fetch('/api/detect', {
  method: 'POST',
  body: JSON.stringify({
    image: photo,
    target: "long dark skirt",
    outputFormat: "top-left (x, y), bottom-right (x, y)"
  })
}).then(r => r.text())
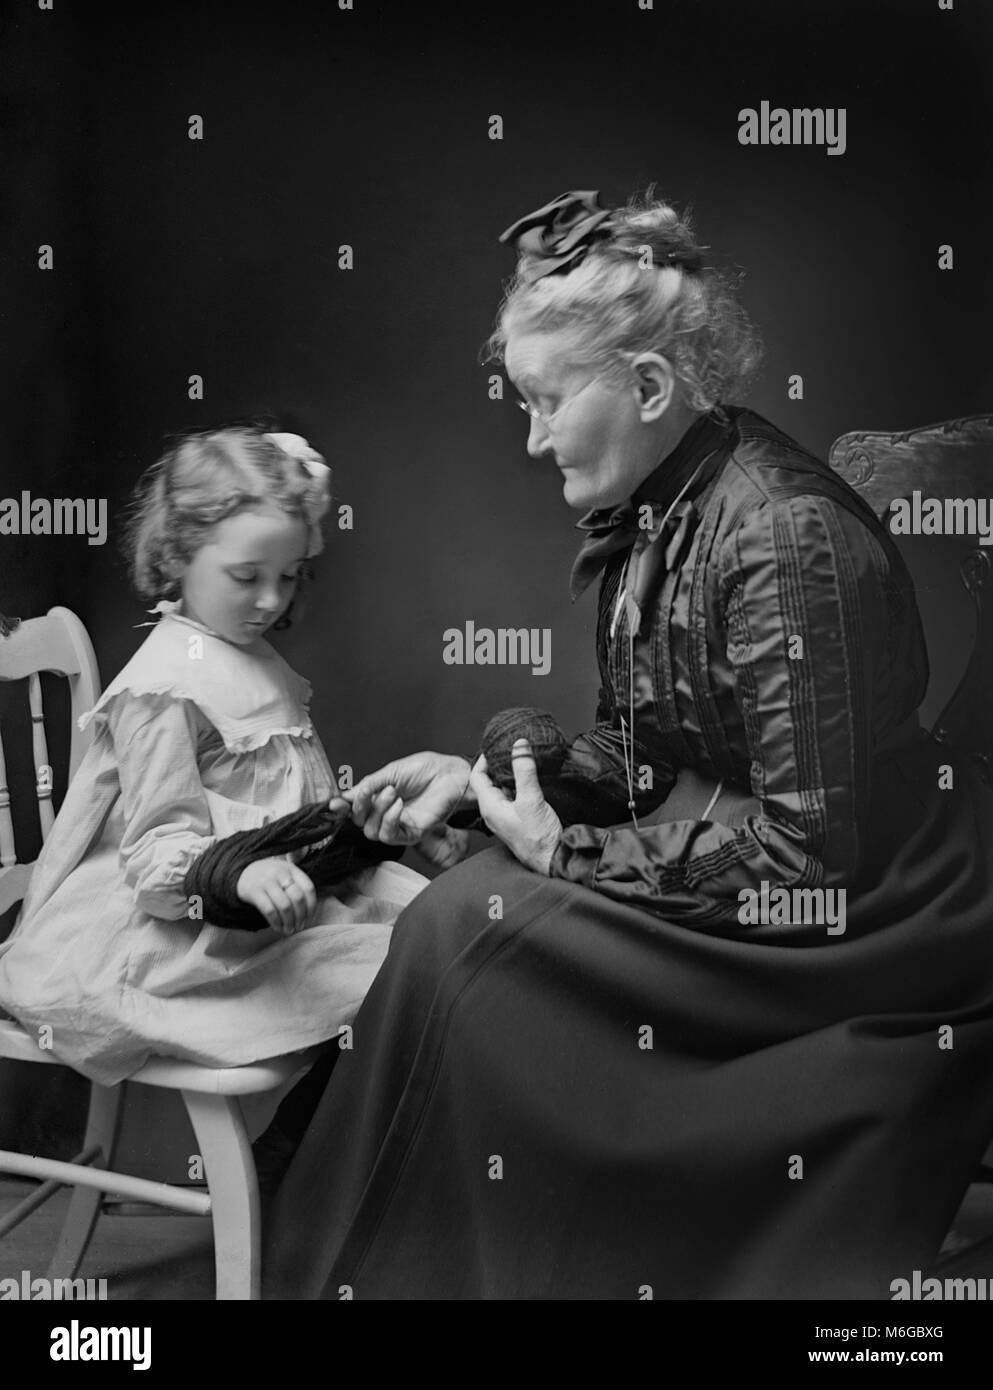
top-left (263, 770), bottom-right (993, 1300)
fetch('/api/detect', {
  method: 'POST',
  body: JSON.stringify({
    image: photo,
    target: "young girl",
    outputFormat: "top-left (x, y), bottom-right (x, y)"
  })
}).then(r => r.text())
top-left (0, 425), bottom-right (432, 1088)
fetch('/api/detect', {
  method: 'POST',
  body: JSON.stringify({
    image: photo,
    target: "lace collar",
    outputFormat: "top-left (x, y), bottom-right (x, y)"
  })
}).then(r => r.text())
top-left (79, 610), bottom-right (314, 753)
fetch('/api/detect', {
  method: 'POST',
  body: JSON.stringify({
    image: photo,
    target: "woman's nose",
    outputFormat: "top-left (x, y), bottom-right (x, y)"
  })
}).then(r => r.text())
top-left (526, 417), bottom-right (553, 459)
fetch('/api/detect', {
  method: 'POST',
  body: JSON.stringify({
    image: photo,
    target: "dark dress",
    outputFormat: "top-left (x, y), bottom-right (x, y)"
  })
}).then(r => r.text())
top-left (263, 407), bottom-right (993, 1300)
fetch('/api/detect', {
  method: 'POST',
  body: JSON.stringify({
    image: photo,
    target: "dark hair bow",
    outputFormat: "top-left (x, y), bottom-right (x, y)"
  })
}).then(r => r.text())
top-left (499, 190), bottom-right (615, 284)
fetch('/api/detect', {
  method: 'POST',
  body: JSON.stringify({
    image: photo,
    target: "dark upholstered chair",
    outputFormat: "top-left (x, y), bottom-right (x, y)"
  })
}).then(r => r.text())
top-left (829, 414), bottom-right (993, 788)
top-left (829, 414), bottom-right (993, 1276)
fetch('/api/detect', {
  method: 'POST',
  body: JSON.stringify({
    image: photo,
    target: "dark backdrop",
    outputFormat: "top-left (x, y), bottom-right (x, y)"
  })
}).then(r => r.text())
top-left (1, 0), bottom-right (991, 1169)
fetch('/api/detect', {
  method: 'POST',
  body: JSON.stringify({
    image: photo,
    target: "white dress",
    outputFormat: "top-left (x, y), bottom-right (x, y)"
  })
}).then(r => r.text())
top-left (0, 611), bottom-right (427, 1085)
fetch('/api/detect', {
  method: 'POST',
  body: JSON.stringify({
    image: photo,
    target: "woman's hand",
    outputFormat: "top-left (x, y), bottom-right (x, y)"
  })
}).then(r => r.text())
top-left (236, 857), bottom-right (317, 936)
top-left (335, 753), bottom-right (474, 846)
top-left (469, 741), bottom-right (563, 875)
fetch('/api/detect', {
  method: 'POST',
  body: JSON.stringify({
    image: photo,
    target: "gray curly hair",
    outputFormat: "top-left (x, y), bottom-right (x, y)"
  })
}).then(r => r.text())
top-left (486, 191), bottom-right (763, 411)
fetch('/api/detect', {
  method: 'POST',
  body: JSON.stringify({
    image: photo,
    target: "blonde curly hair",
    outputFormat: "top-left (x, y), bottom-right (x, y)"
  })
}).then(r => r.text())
top-left (124, 425), bottom-right (331, 602)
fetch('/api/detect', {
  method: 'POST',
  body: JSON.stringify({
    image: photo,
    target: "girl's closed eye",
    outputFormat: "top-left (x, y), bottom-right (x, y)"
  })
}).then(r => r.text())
top-left (228, 568), bottom-right (300, 585)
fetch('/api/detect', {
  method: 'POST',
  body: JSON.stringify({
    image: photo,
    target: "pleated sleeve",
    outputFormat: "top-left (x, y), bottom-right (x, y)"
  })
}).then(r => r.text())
top-left (549, 496), bottom-right (893, 925)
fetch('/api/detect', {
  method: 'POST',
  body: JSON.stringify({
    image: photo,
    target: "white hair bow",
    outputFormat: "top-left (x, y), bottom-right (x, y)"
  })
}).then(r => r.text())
top-left (263, 431), bottom-right (330, 481)
top-left (264, 430), bottom-right (331, 559)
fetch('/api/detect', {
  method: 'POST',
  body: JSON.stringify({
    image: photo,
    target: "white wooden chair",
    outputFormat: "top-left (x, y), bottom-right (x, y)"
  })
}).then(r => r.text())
top-left (0, 606), bottom-right (321, 1299)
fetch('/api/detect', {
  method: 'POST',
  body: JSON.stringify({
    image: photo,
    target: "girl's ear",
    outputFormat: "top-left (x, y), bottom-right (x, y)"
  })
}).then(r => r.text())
top-left (159, 551), bottom-right (184, 594)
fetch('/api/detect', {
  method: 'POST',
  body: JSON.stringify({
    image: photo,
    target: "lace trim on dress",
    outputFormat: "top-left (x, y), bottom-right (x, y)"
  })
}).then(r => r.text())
top-left (78, 611), bottom-right (315, 754)
top-left (78, 687), bottom-right (315, 753)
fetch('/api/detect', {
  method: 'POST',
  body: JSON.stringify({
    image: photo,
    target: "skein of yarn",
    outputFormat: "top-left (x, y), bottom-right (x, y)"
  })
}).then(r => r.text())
top-left (183, 802), bottom-right (403, 932)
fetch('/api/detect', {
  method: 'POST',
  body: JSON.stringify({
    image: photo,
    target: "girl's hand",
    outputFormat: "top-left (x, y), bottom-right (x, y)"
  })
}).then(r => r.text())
top-left (468, 741), bottom-right (563, 876)
top-left (236, 857), bottom-right (317, 936)
top-left (416, 824), bottom-right (471, 870)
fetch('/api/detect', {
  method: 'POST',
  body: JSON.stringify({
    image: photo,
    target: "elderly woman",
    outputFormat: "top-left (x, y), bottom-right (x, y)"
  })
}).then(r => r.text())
top-left (263, 191), bottom-right (993, 1300)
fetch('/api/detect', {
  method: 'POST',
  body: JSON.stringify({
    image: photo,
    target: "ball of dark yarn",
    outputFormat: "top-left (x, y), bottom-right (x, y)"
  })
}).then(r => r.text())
top-left (479, 708), bottom-right (568, 791)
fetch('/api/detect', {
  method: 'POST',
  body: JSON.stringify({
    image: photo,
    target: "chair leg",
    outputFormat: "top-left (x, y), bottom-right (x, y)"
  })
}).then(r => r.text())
top-left (181, 1090), bottom-right (260, 1301)
top-left (46, 1081), bottom-right (124, 1281)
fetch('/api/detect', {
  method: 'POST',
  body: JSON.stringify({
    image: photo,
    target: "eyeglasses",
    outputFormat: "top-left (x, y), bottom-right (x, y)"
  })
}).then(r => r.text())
top-left (515, 373), bottom-right (606, 430)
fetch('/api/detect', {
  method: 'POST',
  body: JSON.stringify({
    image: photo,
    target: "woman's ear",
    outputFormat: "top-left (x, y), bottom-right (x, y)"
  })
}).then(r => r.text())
top-left (631, 352), bottom-right (676, 421)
